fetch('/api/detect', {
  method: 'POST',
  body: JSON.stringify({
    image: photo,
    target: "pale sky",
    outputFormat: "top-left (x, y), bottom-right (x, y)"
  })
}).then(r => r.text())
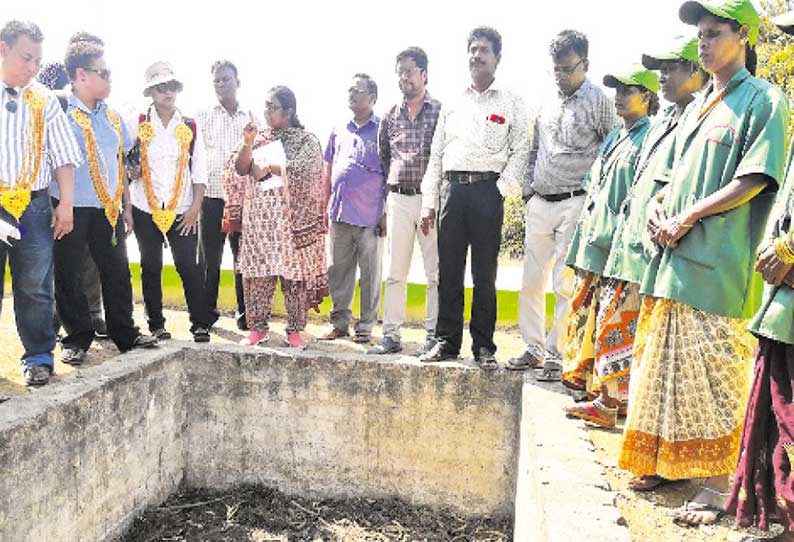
top-left (10, 0), bottom-right (710, 141)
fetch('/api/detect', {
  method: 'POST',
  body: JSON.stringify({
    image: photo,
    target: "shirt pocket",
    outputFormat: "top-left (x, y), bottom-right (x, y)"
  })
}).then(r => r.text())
top-left (483, 114), bottom-right (510, 152)
top-left (559, 110), bottom-right (592, 151)
top-left (672, 210), bottom-right (726, 270)
top-left (391, 119), bottom-right (418, 156)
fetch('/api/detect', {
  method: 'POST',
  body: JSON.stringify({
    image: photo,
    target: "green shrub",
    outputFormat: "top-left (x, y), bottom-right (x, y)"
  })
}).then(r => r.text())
top-left (501, 195), bottom-right (525, 259)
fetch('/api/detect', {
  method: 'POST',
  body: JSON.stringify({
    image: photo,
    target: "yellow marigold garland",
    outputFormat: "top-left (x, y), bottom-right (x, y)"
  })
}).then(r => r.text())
top-left (71, 108), bottom-right (125, 244)
top-left (137, 120), bottom-right (193, 234)
top-left (0, 88), bottom-right (46, 219)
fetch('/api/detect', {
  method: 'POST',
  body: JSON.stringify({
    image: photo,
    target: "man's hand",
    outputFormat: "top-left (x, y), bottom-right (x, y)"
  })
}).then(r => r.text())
top-left (177, 204), bottom-right (200, 236)
top-left (376, 214), bottom-right (387, 237)
top-left (52, 201), bottom-right (73, 240)
top-left (420, 208), bottom-right (435, 236)
top-left (123, 205), bottom-right (134, 237)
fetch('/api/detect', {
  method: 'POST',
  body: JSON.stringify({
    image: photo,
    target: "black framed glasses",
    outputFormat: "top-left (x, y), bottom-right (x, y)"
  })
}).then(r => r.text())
top-left (552, 58), bottom-right (585, 76)
top-left (84, 67), bottom-right (112, 80)
top-left (4, 87), bottom-right (18, 113)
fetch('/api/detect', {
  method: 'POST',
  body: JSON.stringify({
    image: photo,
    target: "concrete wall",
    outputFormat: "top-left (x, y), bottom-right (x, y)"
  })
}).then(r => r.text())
top-left (184, 347), bottom-right (523, 517)
top-left (0, 347), bottom-right (188, 542)
top-left (0, 344), bottom-right (523, 541)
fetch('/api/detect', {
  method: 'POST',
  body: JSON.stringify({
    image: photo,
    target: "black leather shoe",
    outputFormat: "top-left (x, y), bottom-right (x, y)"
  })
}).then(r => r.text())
top-left (475, 347), bottom-right (498, 371)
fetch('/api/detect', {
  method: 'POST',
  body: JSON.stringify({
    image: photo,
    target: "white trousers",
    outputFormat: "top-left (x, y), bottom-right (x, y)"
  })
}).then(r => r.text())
top-left (382, 193), bottom-right (439, 341)
top-left (518, 194), bottom-right (584, 357)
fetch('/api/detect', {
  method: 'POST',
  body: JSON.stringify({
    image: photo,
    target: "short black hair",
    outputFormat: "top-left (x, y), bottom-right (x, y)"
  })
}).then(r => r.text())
top-left (467, 26), bottom-right (502, 58)
top-left (37, 62), bottom-right (69, 90)
top-left (211, 59), bottom-right (238, 78)
top-left (353, 72), bottom-right (378, 98)
top-left (0, 20), bottom-right (44, 47)
top-left (64, 32), bottom-right (104, 80)
top-left (549, 29), bottom-right (589, 61)
top-left (396, 46), bottom-right (428, 72)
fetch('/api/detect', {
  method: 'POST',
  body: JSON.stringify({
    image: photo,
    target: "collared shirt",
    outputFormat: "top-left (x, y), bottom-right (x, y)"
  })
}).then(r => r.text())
top-left (324, 114), bottom-right (385, 228)
top-left (565, 116), bottom-right (652, 275)
top-left (524, 79), bottom-right (617, 197)
top-left (0, 81), bottom-right (81, 192)
top-left (195, 103), bottom-right (255, 200)
top-left (51, 94), bottom-right (133, 207)
top-left (641, 68), bottom-right (789, 319)
top-left (129, 108), bottom-right (208, 215)
top-left (420, 82), bottom-right (530, 210)
top-left (377, 92), bottom-right (442, 191)
top-left (603, 106), bottom-right (681, 283)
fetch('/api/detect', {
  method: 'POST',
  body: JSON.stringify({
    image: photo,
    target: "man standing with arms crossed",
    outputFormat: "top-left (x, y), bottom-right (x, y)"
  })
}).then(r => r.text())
top-left (368, 47), bottom-right (441, 356)
top-left (419, 27), bottom-right (529, 369)
top-left (507, 30), bottom-right (617, 379)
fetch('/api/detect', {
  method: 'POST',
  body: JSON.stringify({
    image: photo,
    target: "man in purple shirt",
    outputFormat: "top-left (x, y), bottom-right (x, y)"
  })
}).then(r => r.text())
top-left (319, 74), bottom-right (386, 343)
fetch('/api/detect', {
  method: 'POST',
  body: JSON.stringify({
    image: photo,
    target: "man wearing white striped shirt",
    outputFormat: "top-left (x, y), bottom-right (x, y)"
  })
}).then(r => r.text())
top-left (0, 20), bottom-right (82, 386)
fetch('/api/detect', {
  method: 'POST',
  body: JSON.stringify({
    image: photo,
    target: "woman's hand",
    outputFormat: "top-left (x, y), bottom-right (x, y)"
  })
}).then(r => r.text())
top-left (655, 210), bottom-right (698, 249)
top-left (757, 242), bottom-right (793, 286)
top-left (243, 112), bottom-right (258, 147)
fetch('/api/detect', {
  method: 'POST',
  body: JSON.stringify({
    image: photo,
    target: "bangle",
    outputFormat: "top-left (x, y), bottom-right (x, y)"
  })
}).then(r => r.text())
top-left (775, 235), bottom-right (794, 264)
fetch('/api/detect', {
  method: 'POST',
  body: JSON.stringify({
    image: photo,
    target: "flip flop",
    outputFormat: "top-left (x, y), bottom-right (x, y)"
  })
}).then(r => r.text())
top-left (628, 475), bottom-right (680, 492)
top-left (564, 399), bottom-right (618, 428)
top-left (672, 500), bottom-right (725, 527)
top-left (536, 361), bottom-right (562, 382)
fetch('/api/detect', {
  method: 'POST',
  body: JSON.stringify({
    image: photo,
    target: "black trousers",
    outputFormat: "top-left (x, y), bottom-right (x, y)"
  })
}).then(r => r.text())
top-left (132, 206), bottom-right (212, 332)
top-left (198, 197), bottom-right (245, 320)
top-left (53, 248), bottom-right (104, 334)
top-left (228, 231), bottom-right (246, 319)
top-left (435, 179), bottom-right (503, 356)
top-left (53, 204), bottom-right (140, 352)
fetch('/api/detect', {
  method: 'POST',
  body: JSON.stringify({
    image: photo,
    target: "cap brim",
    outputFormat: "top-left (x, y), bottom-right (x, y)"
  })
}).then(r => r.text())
top-left (641, 53), bottom-right (679, 70)
top-left (603, 74), bottom-right (636, 89)
top-left (773, 10), bottom-right (794, 34)
top-left (679, 0), bottom-right (730, 25)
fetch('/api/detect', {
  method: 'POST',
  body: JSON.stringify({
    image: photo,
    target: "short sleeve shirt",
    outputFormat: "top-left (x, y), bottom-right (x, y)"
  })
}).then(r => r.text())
top-left (602, 106), bottom-right (680, 283)
top-left (640, 68), bottom-right (789, 318)
top-left (565, 117), bottom-right (651, 275)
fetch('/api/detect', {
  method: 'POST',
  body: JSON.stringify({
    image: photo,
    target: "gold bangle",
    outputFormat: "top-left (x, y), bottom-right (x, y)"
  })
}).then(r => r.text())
top-left (775, 236), bottom-right (794, 264)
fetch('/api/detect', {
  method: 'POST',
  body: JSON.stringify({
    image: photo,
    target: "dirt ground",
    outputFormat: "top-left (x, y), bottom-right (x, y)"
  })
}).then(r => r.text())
top-left (119, 486), bottom-right (511, 542)
top-left (0, 297), bottom-right (784, 541)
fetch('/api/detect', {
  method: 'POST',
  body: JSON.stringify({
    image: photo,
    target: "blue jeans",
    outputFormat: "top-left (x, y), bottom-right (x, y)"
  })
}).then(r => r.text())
top-left (0, 195), bottom-right (56, 369)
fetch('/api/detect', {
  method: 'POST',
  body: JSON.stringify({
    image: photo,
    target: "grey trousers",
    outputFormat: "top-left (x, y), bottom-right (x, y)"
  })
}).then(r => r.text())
top-left (327, 221), bottom-right (383, 334)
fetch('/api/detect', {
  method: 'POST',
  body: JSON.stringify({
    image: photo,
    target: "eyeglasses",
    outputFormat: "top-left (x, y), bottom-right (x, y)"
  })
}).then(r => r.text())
top-left (264, 102), bottom-right (282, 112)
top-left (84, 67), bottom-right (112, 80)
top-left (152, 80), bottom-right (180, 93)
top-left (552, 58), bottom-right (585, 76)
top-left (4, 87), bottom-right (18, 113)
top-left (396, 66), bottom-right (420, 78)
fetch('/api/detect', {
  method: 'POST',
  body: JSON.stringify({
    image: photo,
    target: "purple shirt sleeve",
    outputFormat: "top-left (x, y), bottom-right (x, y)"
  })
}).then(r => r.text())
top-left (324, 129), bottom-right (336, 164)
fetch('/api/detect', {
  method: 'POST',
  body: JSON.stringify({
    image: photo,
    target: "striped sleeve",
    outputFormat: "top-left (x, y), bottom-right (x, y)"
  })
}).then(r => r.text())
top-left (44, 92), bottom-right (82, 171)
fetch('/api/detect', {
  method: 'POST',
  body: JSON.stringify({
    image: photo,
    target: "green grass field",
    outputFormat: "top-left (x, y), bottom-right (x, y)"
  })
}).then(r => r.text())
top-left (4, 264), bottom-right (554, 328)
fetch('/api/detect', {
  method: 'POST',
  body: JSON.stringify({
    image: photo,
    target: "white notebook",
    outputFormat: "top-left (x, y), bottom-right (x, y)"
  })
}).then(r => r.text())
top-left (252, 139), bottom-right (286, 192)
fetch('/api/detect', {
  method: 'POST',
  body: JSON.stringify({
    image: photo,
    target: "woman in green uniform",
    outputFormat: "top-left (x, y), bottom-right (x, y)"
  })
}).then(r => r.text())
top-left (618, 0), bottom-right (789, 526)
top-left (565, 37), bottom-right (708, 432)
top-left (726, 11), bottom-right (794, 541)
top-left (557, 65), bottom-right (658, 422)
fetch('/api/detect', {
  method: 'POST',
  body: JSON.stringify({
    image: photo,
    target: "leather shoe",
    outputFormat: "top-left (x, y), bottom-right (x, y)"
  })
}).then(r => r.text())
top-left (418, 341), bottom-right (458, 363)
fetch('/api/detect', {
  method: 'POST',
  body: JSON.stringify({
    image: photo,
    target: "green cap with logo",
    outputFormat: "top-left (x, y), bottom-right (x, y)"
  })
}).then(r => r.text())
top-left (642, 35), bottom-right (702, 70)
top-left (603, 64), bottom-right (661, 93)
top-left (772, 10), bottom-right (794, 35)
top-left (679, 0), bottom-right (760, 46)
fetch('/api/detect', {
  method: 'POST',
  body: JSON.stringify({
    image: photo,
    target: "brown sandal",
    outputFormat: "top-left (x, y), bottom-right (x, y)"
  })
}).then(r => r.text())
top-left (564, 399), bottom-right (618, 428)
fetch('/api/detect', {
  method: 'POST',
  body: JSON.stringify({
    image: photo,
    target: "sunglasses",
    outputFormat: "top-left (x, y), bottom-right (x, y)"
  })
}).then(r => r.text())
top-left (84, 67), bottom-right (112, 80)
top-left (4, 88), bottom-right (18, 113)
top-left (152, 80), bottom-right (180, 93)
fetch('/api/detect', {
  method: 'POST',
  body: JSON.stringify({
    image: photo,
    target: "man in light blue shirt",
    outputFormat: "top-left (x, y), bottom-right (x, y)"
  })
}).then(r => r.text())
top-left (52, 32), bottom-right (157, 367)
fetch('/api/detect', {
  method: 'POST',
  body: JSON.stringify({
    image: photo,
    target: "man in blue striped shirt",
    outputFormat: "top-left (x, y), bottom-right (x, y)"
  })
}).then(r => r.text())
top-left (0, 20), bottom-right (82, 386)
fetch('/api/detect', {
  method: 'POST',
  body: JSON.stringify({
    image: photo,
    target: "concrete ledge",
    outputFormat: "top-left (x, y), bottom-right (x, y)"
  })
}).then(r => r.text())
top-left (0, 344), bottom-right (523, 541)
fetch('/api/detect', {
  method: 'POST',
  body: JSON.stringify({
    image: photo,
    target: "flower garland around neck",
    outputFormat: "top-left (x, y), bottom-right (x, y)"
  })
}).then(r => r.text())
top-left (71, 108), bottom-right (124, 245)
top-left (137, 115), bottom-right (193, 234)
top-left (0, 88), bottom-right (46, 219)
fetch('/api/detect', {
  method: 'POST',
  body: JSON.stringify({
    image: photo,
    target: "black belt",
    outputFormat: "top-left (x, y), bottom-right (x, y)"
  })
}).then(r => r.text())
top-left (536, 189), bottom-right (585, 202)
top-left (30, 188), bottom-right (48, 199)
top-left (387, 184), bottom-right (421, 196)
top-left (445, 171), bottom-right (499, 184)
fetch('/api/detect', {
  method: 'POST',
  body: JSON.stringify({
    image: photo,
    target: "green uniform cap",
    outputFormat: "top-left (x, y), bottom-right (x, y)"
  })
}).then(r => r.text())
top-left (603, 64), bottom-right (661, 93)
top-left (642, 36), bottom-right (702, 70)
top-left (772, 10), bottom-right (794, 35)
top-left (679, 0), bottom-right (760, 46)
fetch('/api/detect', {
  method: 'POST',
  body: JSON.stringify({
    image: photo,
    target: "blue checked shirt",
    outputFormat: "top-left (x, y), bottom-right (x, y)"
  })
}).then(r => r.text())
top-left (0, 81), bottom-right (81, 191)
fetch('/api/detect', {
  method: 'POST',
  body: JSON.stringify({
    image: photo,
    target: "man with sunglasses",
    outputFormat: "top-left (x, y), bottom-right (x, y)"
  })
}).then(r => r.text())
top-left (319, 74), bottom-right (385, 344)
top-left (508, 29), bottom-right (618, 379)
top-left (0, 20), bottom-right (81, 386)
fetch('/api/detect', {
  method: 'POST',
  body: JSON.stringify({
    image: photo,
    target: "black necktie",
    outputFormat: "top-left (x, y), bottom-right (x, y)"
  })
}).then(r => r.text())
top-left (5, 87), bottom-right (18, 113)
